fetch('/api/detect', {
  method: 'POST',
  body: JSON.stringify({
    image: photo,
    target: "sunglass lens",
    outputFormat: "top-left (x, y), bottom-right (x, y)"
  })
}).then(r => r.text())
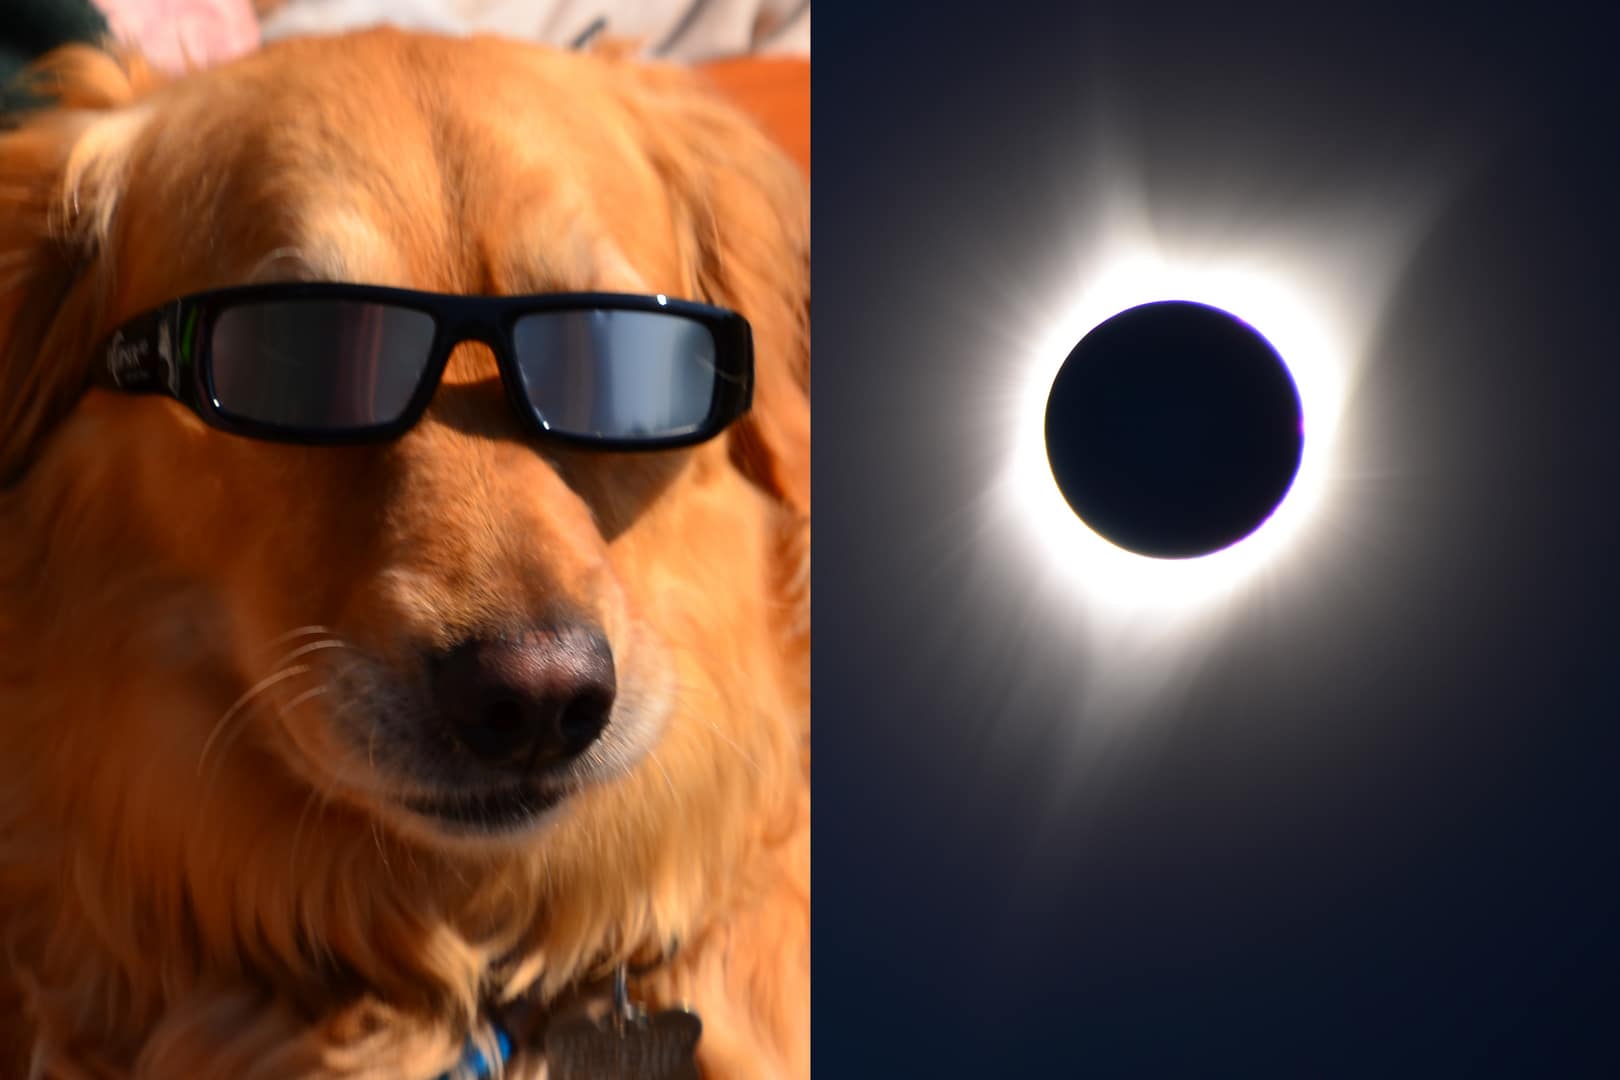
top-left (208, 300), bottom-right (436, 432)
top-left (511, 309), bottom-right (723, 440)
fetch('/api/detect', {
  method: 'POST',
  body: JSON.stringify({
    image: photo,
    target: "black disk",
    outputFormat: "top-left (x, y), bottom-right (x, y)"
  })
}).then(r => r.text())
top-left (1044, 300), bottom-right (1304, 560)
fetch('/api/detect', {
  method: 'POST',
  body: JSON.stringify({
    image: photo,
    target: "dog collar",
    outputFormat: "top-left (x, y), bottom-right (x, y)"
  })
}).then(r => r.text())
top-left (436, 957), bottom-right (701, 1079)
top-left (440, 1019), bottom-right (513, 1080)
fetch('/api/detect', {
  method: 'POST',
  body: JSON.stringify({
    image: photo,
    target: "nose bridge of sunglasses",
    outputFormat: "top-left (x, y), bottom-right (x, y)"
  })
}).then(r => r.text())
top-left (440, 332), bottom-right (505, 388)
top-left (422, 332), bottom-right (528, 439)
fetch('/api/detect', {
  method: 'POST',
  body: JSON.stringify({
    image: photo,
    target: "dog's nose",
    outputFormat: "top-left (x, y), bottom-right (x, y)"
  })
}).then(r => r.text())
top-left (433, 625), bottom-right (616, 767)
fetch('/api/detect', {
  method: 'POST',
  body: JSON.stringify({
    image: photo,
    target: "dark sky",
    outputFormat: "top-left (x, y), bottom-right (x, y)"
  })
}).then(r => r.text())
top-left (816, 6), bottom-right (1620, 1077)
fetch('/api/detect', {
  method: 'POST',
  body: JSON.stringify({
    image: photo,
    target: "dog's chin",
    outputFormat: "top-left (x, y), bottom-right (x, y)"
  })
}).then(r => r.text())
top-left (399, 782), bottom-right (571, 843)
top-left (369, 726), bottom-right (666, 853)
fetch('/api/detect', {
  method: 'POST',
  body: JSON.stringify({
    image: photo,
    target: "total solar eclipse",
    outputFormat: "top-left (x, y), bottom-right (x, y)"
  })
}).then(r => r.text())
top-left (1044, 300), bottom-right (1305, 560)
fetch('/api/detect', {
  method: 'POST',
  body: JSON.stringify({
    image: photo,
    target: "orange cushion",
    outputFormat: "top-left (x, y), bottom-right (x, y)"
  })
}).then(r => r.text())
top-left (697, 56), bottom-right (810, 177)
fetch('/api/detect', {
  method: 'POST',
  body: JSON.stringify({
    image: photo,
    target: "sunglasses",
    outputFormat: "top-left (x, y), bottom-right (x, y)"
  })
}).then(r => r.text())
top-left (89, 283), bottom-right (754, 449)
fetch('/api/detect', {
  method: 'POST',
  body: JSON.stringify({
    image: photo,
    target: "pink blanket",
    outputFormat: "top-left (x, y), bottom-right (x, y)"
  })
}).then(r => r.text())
top-left (96, 0), bottom-right (262, 73)
top-left (96, 0), bottom-right (809, 74)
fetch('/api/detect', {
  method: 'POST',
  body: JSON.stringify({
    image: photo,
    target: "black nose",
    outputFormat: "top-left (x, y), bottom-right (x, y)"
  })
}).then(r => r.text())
top-left (433, 625), bottom-right (616, 768)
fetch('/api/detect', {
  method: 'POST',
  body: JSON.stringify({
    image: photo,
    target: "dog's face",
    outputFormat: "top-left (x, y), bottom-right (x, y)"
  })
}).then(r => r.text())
top-left (0, 30), bottom-right (808, 880)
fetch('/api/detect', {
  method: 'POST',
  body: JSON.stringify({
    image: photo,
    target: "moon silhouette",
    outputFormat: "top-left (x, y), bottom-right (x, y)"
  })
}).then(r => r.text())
top-left (1044, 300), bottom-right (1305, 560)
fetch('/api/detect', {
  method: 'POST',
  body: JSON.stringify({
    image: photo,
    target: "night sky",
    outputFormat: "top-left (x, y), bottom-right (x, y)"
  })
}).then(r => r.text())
top-left (816, 6), bottom-right (1620, 1077)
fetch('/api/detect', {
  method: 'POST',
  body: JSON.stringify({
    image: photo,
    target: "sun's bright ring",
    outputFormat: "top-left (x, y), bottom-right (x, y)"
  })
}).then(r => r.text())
top-left (1006, 251), bottom-right (1350, 616)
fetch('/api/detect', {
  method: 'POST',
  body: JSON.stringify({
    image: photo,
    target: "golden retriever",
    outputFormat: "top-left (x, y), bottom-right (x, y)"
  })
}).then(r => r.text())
top-left (0, 29), bottom-right (808, 1078)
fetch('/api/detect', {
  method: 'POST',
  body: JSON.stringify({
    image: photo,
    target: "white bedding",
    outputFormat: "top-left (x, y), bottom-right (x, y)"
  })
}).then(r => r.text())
top-left (260, 0), bottom-right (810, 60)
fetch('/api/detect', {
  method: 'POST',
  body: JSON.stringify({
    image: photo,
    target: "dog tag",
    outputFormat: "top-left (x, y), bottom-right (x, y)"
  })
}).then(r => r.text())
top-left (545, 1008), bottom-right (702, 1080)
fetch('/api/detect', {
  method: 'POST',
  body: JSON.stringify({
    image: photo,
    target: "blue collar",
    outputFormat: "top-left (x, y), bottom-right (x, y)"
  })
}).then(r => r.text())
top-left (439, 1019), bottom-right (513, 1080)
top-left (434, 952), bottom-right (678, 1078)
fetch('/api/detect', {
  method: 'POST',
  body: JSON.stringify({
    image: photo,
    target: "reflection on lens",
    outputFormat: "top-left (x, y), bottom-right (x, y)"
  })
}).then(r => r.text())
top-left (512, 309), bottom-right (718, 438)
top-left (210, 300), bottom-right (435, 429)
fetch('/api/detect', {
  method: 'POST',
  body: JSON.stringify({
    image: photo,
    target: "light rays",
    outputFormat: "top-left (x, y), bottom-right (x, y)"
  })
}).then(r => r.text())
top-left (976, 161), bottom-right (1448, 722)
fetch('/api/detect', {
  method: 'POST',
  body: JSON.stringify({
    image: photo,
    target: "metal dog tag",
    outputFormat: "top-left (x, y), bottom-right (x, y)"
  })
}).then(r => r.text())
top-left (545, 1008), bottom-right (702, 1079)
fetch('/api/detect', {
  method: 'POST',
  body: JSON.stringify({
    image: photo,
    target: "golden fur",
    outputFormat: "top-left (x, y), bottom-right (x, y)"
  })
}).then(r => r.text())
top-left (0, 31), bottom-right (808, 1078)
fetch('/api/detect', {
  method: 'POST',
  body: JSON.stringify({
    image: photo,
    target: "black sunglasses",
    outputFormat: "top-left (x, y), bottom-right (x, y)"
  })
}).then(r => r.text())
top-left (88, 283), bottom-right (754, 450)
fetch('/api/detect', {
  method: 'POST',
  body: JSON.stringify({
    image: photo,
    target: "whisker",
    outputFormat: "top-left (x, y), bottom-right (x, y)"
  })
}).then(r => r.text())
top-left (646, 747), bottom-right (680, 803)
top-left (666, 669), bottom-right (768, 776)
top-left (272, 638), bottom-right (352, 667)
top-left (196, 662), bottom-right (312, 777)
top-left (266, 625), bottom-right (338, 649)
top-left (371, 820), bottom-right (391, 874)
top-left (700, 715), bottom-right (764, 775)
top-left (277, 680), bottom-right (339, 875)
top-left (200, 637), bottom-right (350, 780)
top-left (283, 684), bottom-right (330, 713)
top-left (288, 783), bottom-right (323, 880)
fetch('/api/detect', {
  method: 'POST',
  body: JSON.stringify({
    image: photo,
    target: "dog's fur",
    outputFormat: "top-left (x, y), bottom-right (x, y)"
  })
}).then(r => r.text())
top-left (0, 31), bottom-right (808, 1078)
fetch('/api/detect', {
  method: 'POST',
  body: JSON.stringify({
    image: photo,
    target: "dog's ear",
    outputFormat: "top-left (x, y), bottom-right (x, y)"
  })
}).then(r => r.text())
top-left (628, 63), bottom-right (810, 515)
top-left (0, 46), bottom-right (157, 484)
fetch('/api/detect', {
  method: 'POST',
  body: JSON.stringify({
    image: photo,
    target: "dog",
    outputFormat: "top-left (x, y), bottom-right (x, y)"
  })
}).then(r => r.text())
top-left (0, 29), bottom-right (808, 1078)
